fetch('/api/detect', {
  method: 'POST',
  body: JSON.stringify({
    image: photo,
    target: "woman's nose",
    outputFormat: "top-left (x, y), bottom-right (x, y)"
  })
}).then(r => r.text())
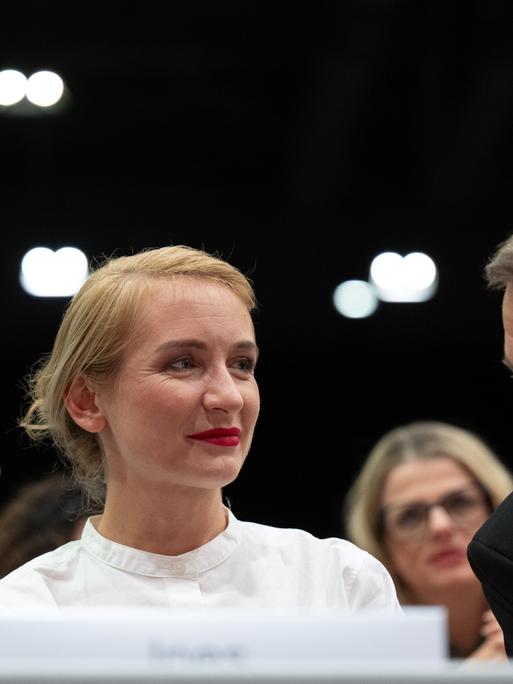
top-left (202, 368), bottom-right (244, 413)
top-left (426, 504), bottom-right (454, 535)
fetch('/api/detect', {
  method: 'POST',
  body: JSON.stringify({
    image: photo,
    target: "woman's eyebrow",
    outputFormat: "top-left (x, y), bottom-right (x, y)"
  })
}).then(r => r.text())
top-left (155, 339), bottom-right (259, 357)
top-left (234, 340), bottom-right (260, 358)
top-left (156, 339), bottom-right (207, 352)
top-left (384, 484), bottom-right (476, 509)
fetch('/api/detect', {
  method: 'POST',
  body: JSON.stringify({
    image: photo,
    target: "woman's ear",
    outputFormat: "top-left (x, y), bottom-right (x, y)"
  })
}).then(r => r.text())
top-left (64, 375), bottom-right (106, 433)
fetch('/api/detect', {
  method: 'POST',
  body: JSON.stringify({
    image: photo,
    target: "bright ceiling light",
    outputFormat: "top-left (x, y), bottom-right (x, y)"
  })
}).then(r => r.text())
top-left (333, 279), bottom-right (378, 318)
top-left (369, 251), bottom-right (438, 302)
top-left (0, 69), bottom-right (27, 105)
top-left (402, 252), bottom-right (437, 289)
top-left (20, 246), bottom-right (89, 297)
top-left (26, 71), bottom-right (64, 107)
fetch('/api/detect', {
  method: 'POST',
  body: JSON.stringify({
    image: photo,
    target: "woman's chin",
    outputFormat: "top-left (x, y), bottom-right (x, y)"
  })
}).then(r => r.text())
top-left (427, 566), bottom-right (482, 593)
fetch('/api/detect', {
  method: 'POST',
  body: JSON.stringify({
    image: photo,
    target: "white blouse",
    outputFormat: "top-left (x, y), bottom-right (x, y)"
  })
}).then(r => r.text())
top-left (0, 510), bottom-right (400, 610)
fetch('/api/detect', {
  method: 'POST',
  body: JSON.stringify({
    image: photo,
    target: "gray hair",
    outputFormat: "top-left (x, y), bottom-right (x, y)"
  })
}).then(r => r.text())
top-left (485, 232), bottom-right (513, 289)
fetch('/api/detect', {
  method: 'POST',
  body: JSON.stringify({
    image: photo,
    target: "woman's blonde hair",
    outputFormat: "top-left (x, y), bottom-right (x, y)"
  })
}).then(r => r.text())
top-left (344, 420), bottom-right (513, 602)
top-left (19, 245), bottom-right (256, 506)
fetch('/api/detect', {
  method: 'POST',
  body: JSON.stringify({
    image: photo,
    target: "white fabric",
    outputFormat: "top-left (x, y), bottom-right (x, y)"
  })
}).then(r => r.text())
top-left (0, 510), bottom-right (400, 610)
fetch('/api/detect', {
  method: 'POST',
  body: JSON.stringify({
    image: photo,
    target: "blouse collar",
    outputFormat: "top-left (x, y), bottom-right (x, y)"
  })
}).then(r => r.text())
top-left (80, 508), bottom-right (241, 579)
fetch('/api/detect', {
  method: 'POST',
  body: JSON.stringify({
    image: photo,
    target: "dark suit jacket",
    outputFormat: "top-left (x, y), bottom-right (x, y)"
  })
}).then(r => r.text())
top-left (467, 490), bottom-right (513, 657)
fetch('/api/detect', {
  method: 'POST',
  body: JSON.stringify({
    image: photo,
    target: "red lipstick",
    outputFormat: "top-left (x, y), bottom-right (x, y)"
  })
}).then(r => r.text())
top-left (187, 427), bottom-right (241, 447)
top-left (428, 548), bottom-right (466, 568)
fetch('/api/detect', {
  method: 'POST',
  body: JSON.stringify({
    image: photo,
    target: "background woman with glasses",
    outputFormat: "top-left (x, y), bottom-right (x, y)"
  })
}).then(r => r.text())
top-left (343, 420), bottom-right (513, 661)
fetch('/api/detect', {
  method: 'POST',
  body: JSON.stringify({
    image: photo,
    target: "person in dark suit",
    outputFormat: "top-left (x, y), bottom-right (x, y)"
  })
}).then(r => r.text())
top-left (467, 231), bottom-right (513, 658)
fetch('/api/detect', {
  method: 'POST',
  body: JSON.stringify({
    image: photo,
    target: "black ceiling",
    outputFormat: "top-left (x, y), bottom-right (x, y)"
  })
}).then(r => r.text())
top-left (3, 2), bottom-right (513, 537)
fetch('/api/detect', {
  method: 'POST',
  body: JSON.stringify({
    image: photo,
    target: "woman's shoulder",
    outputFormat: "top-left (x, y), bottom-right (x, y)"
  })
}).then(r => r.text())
top-left (235, 517), bottom-right (399, 609)
top-left (0, 540), bottom-right (82, 605)
top-left (237, 518), bottom-right (377, 565)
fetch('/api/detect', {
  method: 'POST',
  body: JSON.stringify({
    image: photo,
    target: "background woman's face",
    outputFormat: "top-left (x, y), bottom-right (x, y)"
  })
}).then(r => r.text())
top-left (93, 277), bottom-right (260, 496)
top-left (381, 457), bottom-right (490, 602)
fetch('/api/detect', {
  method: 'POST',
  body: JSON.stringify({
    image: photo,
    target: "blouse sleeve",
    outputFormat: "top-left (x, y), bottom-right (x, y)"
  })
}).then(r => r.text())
top-left (347, 552), bottom-right (401, 611)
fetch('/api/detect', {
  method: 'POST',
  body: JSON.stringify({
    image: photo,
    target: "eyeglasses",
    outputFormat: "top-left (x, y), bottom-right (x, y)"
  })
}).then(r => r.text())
top-left (378, 483), bottom-right (492, 542)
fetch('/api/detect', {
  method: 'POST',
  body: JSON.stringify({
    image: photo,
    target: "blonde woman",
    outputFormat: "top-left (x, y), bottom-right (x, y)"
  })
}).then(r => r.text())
top-left (344, 420), bottom-right (513, 660)
top-left (0, 245), bottom-right (399, 612)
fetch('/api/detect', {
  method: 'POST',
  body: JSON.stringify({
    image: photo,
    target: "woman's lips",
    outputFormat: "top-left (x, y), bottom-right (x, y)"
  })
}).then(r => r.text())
top-left (428, 548), bottom-right (467, 568)
top-left (187, 428), bottom-right (240, 447)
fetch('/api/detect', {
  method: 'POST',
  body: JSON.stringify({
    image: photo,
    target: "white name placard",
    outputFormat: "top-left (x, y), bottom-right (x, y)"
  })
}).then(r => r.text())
top-left (0, 606), bottom-right (447, 666)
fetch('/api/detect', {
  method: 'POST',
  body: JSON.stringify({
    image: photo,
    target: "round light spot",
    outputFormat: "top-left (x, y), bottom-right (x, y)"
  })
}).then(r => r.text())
top-left (0, 70), bottom-right (27, 106)
top-left (26, 71), bottom-right (64, 107)
top-left (333, 280), bottom-right (378, 319)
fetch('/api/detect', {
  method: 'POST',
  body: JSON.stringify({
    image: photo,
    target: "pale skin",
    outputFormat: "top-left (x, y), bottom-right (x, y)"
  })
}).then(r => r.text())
top-left (382, 458), bottom-right (506, 661)
top-left (502, 283), bottom-right (513, 374)
top-left (65, 277), bottom-right (260, 556)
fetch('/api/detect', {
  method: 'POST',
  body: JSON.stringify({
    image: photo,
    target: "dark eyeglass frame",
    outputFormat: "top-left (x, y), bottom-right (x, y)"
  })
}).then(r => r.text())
top-left (376, 481), bottom-right (493, 541)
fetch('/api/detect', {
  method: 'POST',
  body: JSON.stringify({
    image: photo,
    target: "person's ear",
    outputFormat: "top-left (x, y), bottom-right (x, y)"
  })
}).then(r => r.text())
top-left (64, 375), bottom-right (106, 433)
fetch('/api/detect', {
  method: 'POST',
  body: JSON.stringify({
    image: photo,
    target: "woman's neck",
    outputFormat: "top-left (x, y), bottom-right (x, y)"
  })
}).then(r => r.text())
top-left (96, 483), bottom-right (227, 556)
top-left (410, 583), bottom-right (488, 657)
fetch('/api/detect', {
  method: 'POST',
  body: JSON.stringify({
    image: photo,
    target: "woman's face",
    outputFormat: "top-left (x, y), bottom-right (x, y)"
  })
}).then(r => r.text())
top-left (92, 277), bottom-right (260, 495)
top-left (381, 457), bottom-right (491, 601)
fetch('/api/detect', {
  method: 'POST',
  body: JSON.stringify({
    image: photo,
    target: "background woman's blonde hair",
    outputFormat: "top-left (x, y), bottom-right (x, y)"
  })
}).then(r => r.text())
top-left (343, 420), bottom-right (513, 602)
top-left (19, 245), bottom-right (256, 507)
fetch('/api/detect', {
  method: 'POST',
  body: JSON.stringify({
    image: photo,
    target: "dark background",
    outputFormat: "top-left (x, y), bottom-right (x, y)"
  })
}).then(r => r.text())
top-left (2, 2), bottom-right (513, 539)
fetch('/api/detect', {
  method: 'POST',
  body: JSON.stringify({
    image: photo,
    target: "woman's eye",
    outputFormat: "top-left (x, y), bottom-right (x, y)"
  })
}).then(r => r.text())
top-left (446, 494), bottom-right (475, 513)
top-left (168, 357), bottom-right (195, 370)
top-left (233, 357), bottom-right (256, 373)
top-left (395, 507), bottom-right (424, 529)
